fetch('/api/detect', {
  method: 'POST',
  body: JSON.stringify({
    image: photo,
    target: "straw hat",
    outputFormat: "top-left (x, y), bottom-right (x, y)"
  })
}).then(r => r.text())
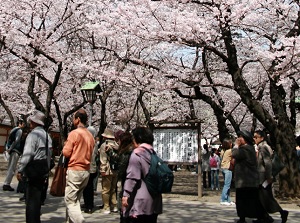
top-left (101, 128), bottom-right (115, 139)
top-left (28, 111), bottom-right (45, 126)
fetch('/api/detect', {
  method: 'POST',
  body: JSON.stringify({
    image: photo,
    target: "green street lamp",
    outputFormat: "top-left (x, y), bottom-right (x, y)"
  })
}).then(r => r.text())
top-left (81, 81), bottom-right (102, 126)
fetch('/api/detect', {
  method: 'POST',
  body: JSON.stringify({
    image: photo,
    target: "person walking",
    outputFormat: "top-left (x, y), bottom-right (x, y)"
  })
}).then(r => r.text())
top-left (220, 138), bottom-right (234, 206)
top-left (3, 120), bottom-right (25, 191)
top-left (201, 144), bottom-right (211, 189)
top-left (232, 130), bottom-right (265, 223)
top-left (118, 132), bottom-right (134, 223)
top-left (209, 148), bottom-right (220, 190)
top-left (106, 131), bottom-right (134, 223)
top-left (99, 128), bottom-right (119, 214)
top-left (93, 136), bottom-right (101, 195)
top-left (82, 126), bottom-right (99, 214)
top-left (253, 130), bottom-right (288, 223)
top-left (63, 109), bottom-right (95, 223)
top-left (16, 111), bottom-right (52, 223)
top-left (121, 127), bottom-right (162, 223)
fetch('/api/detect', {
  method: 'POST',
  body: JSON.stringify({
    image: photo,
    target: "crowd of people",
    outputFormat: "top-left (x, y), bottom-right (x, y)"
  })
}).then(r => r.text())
top-left (201, 129), bottom-right (291, 223)
top-left (2, 109), bottom-right (161, 223)
top-left (2, 109), bottom-right (298, 223)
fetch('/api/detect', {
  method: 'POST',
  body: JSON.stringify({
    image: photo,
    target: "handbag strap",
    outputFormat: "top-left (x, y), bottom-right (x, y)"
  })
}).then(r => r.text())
top-left (45, 131), bottom-right (48, 156)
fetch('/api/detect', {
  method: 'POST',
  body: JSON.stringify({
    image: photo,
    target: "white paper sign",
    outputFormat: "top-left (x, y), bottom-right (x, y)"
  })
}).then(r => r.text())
top-left (153, 128), bottom-right (198, 163)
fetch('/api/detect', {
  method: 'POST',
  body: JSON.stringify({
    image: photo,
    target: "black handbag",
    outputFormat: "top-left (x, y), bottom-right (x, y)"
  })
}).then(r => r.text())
top-left (24, 133), bottom-right (49, 178)
top-left (271, 151), bottom-right (285, 177)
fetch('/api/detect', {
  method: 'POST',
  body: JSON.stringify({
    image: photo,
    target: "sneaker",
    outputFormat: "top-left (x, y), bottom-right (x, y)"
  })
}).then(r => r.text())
top-left (111, 207), bottom-right (118, 213)
top-left (102, 210), bottom-right (110, 214)
top-left (230, 201), bottom-right (235, 205)
top-left (3, 185), bottom-right (15, 191)
top-left (220, 202), bottom-right (231, 206)
top-left (280, 210), bottom-right (288, 223)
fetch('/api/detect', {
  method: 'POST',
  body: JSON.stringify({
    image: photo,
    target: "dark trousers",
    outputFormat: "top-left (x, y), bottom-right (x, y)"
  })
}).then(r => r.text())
top-left (202, 171), bottom-right (211, 188)
top-left (26, 177), bottom-right (45, 223)
top-left (236, 187), bottom-right (265, 220)
top-left (83, 172), bottom-right (98, 209)
top-left (22, 176), bottom-right (48, 204)
top-left (128, 214), bottom-right (158, 223)
top-left (41, 177), bottom-right (49, 203)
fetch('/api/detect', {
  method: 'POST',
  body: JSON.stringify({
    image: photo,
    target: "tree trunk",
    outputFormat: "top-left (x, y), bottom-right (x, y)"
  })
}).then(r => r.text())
top-left (0, 94), bottom-right (15, 126)
top-left (220, 17), bottom-right (300, 196)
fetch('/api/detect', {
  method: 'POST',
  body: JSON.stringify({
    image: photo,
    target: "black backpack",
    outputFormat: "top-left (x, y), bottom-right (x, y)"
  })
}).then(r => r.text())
top-left (142, 147), bottom-right (174, 197)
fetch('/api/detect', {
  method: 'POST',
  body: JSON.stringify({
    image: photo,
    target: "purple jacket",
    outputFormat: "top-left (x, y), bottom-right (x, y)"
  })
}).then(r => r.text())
top-left (123, 143), bottom-right (163, 217)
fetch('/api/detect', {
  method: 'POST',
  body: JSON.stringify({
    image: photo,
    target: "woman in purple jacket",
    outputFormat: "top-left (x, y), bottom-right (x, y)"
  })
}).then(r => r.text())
top-left (121, 127), bottom-right (162, 223)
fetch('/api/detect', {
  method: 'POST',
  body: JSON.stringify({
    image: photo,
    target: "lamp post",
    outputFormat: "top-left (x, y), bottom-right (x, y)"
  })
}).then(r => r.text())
top-left (81, 81), bottom-right (102, 126)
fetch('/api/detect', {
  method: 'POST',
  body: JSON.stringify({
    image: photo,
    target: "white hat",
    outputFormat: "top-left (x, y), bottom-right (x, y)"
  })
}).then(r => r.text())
top-left (101, 128), bottom-right (115, 139)
top-left (28, 110), bottom-right (45, 126)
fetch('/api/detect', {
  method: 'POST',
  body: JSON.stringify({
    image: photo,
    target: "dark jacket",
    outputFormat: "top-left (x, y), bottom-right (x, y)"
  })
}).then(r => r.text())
top-left (118, 149), bottom-right (132, 185)
top-left (232, 143), bottom-right (259, 188)
top-left (9, 127), bottom-right (24, 155)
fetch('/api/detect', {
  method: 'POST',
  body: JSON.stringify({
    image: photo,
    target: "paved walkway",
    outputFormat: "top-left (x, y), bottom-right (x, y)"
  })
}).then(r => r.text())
top-left (1, 180), bottom-right (300, 223)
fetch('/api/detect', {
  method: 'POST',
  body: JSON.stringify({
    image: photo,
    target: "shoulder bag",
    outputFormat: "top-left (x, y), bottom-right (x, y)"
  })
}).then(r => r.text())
top-left (50, 154), bottom-right (68, 196)
top-left (229, 158), bottom-right (235, 171)
top-left (24, 133), bottom-right (49, 178)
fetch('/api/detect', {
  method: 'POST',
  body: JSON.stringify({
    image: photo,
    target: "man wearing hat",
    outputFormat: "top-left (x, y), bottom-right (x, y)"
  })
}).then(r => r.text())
top-left (63, 109), bottom-right (95, 223)
top-left (99, 128), bottom-right (119, 214)
top-left (17, 110), bottom-right (52, 223)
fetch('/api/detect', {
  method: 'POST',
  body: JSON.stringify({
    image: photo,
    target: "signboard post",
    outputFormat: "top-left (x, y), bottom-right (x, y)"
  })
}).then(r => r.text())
top-left (152, 124), bottom-right (202, 198)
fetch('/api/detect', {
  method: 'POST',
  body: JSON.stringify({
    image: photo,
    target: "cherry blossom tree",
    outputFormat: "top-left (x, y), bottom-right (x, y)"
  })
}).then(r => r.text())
top-left (1, 0), bottom-right (300, 196)
top-left (98, 0), bottom-right (300, 196)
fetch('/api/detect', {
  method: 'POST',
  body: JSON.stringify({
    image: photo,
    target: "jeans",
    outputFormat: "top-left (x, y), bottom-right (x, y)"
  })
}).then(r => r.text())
top-left (221, 169), bottom-right (232, 202)
top-left (210, 169), bottom-right (219, 189)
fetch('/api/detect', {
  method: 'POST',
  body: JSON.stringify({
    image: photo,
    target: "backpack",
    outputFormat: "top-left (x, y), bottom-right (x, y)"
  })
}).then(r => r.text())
top-left (209, 155), bottom-right (218, 168)
top-left (143, 148), bottom-right (174, 197)
top-left (5, 127), bottom-right (20, 150)
top-left (109, 149), bottom-right (119, 170)
top-left (106, 145), bottom-right (119, 171)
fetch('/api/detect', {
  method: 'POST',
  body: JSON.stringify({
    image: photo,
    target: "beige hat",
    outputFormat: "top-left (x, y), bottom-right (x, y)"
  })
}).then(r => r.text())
top-left (28, 110), bottom-right (45, 126)
top-left (101, 128), bottom-right (115, 139)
